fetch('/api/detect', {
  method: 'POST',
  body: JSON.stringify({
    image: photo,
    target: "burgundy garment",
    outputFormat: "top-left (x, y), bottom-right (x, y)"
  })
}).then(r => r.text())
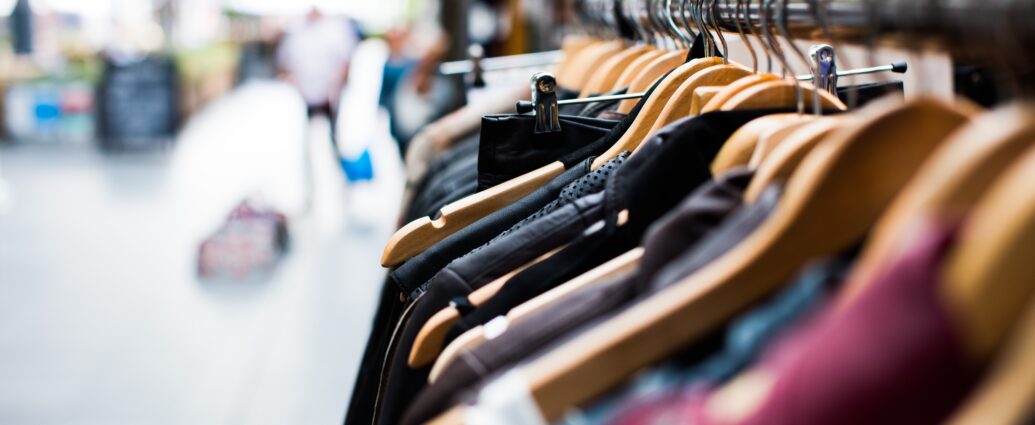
top-left (613, 219), bottom-right (978, 425)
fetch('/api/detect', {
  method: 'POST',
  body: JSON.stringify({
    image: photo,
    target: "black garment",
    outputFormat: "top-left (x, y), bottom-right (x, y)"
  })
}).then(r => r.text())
top-left (407, 143), bottom-right (480, 221)
top-left (345, 73), bottom-right (670, 425)
top-left (556, 86), bottom-right (580, 102)
top-left (443, 110), bottom-right (786, 344)
top-left (373, 155), bottom-right (630, 425)
top-left (558, 86), bottom-right (629, 116)
top-left (477, 114), bottom-right (620, 191)
top-left (577, 87), bottom-right (629, 118)
top-left (401, 168), bottom-right (755, 425)
top-left (836, 80), bottom-right (906, 109)
top-left (404, 184), bottom-right (786, 425)
top-left (418, 153), bottom-right (628, 296)
top-left (393, 160), bottom-right (590, 297)
top-left (404, 134), bottom-right (480, 222)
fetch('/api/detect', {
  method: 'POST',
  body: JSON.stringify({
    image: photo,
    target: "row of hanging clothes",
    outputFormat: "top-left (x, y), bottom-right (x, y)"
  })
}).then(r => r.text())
top-left (346, 0), bottom-right (1035, 424)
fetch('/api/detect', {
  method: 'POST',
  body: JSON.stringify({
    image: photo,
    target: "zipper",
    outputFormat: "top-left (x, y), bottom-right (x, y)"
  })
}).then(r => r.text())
top-left (371, 291), bottom-right (424, 425)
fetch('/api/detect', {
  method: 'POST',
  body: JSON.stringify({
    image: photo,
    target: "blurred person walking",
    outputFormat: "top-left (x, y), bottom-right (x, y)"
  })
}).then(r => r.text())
top-left (277, 7), bottom-right (362, 209)
top-left (277, 7), bottom-right (360, 160)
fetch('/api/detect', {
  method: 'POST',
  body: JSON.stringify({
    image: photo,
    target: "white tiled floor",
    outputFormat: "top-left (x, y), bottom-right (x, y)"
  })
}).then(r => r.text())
top-left (0, 43), bottom-right (401, 424)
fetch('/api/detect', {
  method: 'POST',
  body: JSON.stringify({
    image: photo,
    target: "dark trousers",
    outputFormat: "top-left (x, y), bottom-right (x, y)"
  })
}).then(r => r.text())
top-left (306, 103), bottom-right (338, 148)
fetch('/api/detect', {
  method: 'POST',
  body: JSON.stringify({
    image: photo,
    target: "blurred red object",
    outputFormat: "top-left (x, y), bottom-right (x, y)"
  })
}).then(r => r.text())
top-left (197, 200), bottom-right (289, 280)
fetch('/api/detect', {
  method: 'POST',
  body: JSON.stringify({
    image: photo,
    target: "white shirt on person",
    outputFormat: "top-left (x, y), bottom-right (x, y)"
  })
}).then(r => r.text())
top-left (277, 16), bottom-right (359, 107)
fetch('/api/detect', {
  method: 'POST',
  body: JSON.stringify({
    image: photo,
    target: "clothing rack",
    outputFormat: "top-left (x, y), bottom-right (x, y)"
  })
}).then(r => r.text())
top-left (439, 50), bottom-right (564, 76)
top-left (697, 0), bottom-right (1034, 52)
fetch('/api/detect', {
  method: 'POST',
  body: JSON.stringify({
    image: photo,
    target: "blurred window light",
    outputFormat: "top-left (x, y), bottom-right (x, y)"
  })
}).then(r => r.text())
top-left (0, 0), bottom-right (14, 17)
top-left (30, 0), bottom-right (114, 18)
top-left (222, 0), bottom-right (408, 30)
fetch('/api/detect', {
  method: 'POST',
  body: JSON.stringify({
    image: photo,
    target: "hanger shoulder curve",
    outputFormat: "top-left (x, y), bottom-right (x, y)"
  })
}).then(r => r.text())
top-left (721, 80), bottom-right (847, 112)
top-left (744, 117), bottom-right (846, 202)
top-left (520, 98), bottom-right (969, 421)
top-left (381, 162), bottom-right (566, 267)
top-left (710, 114), bottom-right (806, 175)
top-left (554, 36), bottom-right (599, 84)
top-left (611, 50), bottom-right (666, 92)
top-left (748, 119), bottom-right (824, 168)
top-left (700, 73), bottom-right (780, 113)
top-left (842, 103), bottom-right (1035, 309)
top-left (430, 324), bottom-right (485, 383)
top-left (561, 41), bottom-right (625, 91)
top-left (690, 86), bottom-right (725, 115)
top-left (579, 45), bottom-right (654, 98)
top-left (943, 142), bottom-right (1035, 361)
top-left (615, 50), bottom-right (688, 114)
top-left (591, 57), bottom-right (724, 169)
top-left (648, 64), bottom-right (754, 134)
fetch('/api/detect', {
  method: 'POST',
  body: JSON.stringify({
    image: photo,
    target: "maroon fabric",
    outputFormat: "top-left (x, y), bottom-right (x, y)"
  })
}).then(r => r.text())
top-left (613, 219), bottom-right (978, 425)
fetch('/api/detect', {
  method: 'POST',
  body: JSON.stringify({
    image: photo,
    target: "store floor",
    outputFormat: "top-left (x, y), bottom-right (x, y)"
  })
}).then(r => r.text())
top-left (0, 73), bottom-right (403, 423)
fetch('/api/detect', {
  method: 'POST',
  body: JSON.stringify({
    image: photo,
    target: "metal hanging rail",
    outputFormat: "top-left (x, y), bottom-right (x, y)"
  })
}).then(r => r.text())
top-left (704, 0), bottom-right (1035, 50)
top-left (439, 50), bottom-right (565, 76)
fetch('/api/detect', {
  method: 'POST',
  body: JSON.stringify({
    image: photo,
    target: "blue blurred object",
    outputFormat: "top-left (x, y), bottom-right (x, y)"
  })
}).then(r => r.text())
top-left (340, 149), bottom-right (374, 182)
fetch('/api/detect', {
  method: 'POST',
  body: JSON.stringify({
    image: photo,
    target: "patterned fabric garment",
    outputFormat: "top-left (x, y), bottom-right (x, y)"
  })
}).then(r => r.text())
top-left (480, 152), bottom-right (630, 250)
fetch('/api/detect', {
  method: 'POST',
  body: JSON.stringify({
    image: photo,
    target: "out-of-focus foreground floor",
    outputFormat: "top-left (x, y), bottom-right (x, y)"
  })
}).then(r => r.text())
top-left (0, 43), bottom-right (401, 424)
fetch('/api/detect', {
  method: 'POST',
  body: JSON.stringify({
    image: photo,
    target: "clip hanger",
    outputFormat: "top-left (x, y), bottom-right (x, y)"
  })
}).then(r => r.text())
top-left (529, 72), bottom-right (563, 134)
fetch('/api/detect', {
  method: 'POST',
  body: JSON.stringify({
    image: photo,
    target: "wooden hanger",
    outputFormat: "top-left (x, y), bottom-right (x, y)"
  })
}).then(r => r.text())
top-left (578, 45), bottom-right (655, 98)
top-left (592, 56), bottom-right (724, 168)
top-left (934, 144), bottom-right (1035, 425)
top-left (489, 98), bottom-right (970, 421)
top-left (699, 73), bottom-right (781, 112)
top-left (553, 36), bottom-right (599, 85)
top-left (720, 79), bottom-right (847, 111)
top-left (838, 102), bottom-right (1030, 306)
top-left (647, 62), bottom-right (754, 133)
top-left (610, 49), bottom-right (667, 92)
top-left (429, 248), bottom-right (644, 383)
top-left (942, 128), bottom-right (1035, 364)
top-left (689, 86), bottom-right (724, 114)
top-left (615, 50), bottom-right (689, 114)
top-left (747, 119), bottom-right (823, 168)
top-left (407, 246), bottom-right (566, 368)
top-left (381, 162), bottom-right (567, 266)
top-left (946, 294), bottom-right (1035, 425)
top-left (560, 40), bottom-right (626, 91)
top-left (555, 39), bottom-right (605, 89)
top-left (743, 116), bottom-right (848, 202)
top-left (710, 113), bottom-right (808, 175)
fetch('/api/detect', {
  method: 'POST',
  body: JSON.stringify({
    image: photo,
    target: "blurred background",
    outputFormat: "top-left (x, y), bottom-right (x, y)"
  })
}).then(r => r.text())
top-left (0, 0), bottom-right (561, 423)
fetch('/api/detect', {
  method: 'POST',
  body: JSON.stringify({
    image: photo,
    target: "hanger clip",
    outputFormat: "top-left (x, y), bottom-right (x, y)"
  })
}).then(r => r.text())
top-left (526, 72), bottom-right (562, 134)
top-left (809, 44), bottom-right (838, 95)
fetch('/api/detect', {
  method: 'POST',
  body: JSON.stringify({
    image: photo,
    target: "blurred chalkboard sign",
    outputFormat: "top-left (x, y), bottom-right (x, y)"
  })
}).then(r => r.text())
top-left (97, 55), bottom-right (179, 149)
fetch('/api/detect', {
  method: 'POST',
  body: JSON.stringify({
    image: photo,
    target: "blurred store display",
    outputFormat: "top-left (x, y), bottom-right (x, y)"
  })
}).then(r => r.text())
top-left (96, 54), bottom-right (179, 149)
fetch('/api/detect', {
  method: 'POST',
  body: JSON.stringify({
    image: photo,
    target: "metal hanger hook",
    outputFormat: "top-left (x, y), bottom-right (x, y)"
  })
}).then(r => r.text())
top-left (665, 0), bottom-right (690, 48)
top-left (734, 0), bottom-right (759, 73)
top-left (708, 0), bottom-right (730, 63)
